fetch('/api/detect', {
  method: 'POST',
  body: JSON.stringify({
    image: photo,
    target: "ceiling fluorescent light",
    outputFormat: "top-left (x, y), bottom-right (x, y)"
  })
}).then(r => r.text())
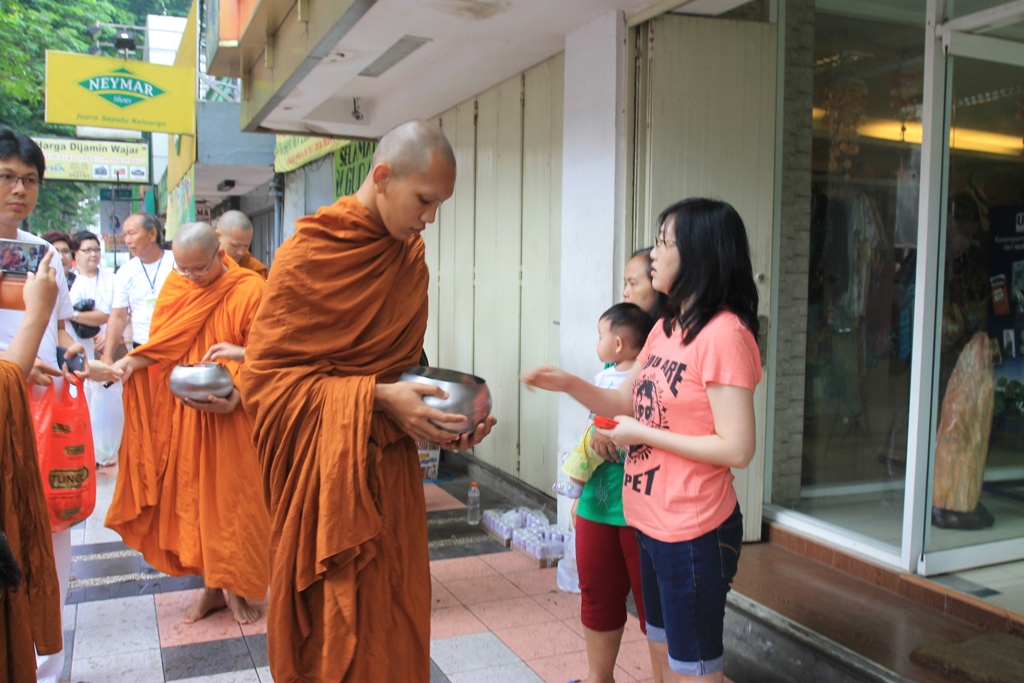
top-left (359, 35), bottom-right (431, 78)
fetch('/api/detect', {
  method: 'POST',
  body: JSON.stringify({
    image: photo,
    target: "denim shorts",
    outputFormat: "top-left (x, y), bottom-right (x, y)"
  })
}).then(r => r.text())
top-left (636, 505), bottom-right (743, 676)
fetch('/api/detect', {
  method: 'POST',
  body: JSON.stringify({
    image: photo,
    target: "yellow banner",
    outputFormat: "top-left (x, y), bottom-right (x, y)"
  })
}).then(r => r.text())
top-left (165, 165), bottom-right (195, 241)
top-left (32, 136), bottom-right (150, 183)
top-left (274, 135), bottom-right (347, 173)
top-left (45, 52), bottom-right (196, 135)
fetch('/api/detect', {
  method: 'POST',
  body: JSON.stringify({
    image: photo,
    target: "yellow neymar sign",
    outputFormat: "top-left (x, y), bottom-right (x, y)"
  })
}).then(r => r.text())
top-left (45, 52), bottom-right (195, 135)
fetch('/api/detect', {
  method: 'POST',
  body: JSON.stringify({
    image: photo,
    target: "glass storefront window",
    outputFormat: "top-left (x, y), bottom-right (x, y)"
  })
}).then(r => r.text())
top-left (926, 55), bottom-right (1024, 552)
top-left (784, 6), bottom-right (927, 547)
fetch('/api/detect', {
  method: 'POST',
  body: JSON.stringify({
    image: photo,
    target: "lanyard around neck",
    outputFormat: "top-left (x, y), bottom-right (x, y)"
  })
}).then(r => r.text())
top-left (141, 252), bottom-right (164, 294)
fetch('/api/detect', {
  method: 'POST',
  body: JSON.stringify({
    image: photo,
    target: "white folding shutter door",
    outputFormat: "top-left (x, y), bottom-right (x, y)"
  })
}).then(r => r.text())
top-left (473, 75), bottom-right (525, 476)
top-left (642, 15), bottom-right (777, 541)
top-left (519, 54), bottom-right (564, 492)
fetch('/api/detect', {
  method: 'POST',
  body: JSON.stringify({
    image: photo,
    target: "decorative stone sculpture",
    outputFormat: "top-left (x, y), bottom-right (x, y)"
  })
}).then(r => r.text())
top-left (932, 332), bottom-right (996, 530)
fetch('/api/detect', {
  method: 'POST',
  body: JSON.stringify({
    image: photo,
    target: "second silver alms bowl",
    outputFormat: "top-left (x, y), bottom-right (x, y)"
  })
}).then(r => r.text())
top-left (169, 362), bottom-right (234, 400)
top-left (398, 366), bottom-right (493, 435)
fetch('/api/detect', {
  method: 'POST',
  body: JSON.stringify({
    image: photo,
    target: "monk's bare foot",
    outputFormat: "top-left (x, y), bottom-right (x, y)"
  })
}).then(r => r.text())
top-left (225, 591), bottom-right (261, 624)
top-left (182, 587), bottom-right (226, 623)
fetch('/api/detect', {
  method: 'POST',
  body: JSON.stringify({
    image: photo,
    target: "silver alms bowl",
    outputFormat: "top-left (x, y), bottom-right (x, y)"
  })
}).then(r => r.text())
top-left (169, 362), bottom-right (234, 400)
top-left (398, 366), bottom-right (493, 435)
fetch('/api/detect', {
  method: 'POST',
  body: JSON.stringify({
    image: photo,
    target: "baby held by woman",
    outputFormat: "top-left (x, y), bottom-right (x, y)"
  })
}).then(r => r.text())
top-left (554, 303), bottom-right (654, 499)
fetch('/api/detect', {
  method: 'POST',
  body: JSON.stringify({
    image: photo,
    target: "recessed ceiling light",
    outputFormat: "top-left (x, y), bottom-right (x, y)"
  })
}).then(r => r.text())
top-left (359, 36), bottom-right (431, 78)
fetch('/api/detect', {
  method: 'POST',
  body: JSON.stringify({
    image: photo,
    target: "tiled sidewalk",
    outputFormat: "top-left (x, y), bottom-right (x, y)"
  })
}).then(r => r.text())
top-left (429, 553), bottom-right (652, 682)
top-left (61, 468), bottom-right (657, 683)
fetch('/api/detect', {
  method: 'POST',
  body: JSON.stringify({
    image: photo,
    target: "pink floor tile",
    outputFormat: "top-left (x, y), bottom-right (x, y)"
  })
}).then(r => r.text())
top-left (561, 617), bottom-right (584, 637)
top-left (443, 574), bottom-right (526, 605)
top-left (615, 666), bottom-right (642, 682)
top-left (431, 580), bottom-right (461, 610)
top-left (466, 596), bottom-right (559, 631)
top-left (429, 605), bottom-right (489, 640)
top-left (423, 483), bottom-right (466, 512)
top-left (532, 590), bottom-right (582, 621)
top-left (430, 556), bottom-right (498, 582)
top-left (526, 649), bottom-right (591, 683)
top-left (478, 550), bottom-right (538, 575)
top-left (504, 567), bottom-right (559, 596)
top-left (495, 620), bottom-right (586, 661)
top-left (154, 589), bottom-right (243, 647)
top-left (621, 614), bottom-right (647, 643)
top-left (614, 638), bottom-right (656, 681)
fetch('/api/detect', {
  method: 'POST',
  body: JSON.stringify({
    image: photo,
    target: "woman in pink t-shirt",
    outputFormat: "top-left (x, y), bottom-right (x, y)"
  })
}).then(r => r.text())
top-left (524, 198), bottom-right (761, 682)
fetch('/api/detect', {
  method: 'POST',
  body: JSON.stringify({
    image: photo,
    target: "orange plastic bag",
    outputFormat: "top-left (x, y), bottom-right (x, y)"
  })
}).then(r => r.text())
top-left (31, 379), bottom-right (96, 532)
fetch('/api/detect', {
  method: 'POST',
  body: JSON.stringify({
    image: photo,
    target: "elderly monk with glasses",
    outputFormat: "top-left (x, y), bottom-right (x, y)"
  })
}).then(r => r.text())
top-left (107, 221), bottom-right (270, 625)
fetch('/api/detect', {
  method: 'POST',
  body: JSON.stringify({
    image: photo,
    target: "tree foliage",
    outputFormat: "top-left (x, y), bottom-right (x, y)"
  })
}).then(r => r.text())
top-left (0, 0), bottom-right (191, 233)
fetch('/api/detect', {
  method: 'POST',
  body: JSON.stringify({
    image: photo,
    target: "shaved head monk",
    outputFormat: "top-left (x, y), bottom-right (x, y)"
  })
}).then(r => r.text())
top-left (215, 210), bottom-right (269, 279)
top-left (106, 221), bottom-right (270, 625)
top-left (240, 119), bottom-right (497, 682)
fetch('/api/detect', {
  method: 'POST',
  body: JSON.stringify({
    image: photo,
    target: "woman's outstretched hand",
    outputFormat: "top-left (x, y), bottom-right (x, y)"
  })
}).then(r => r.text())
top-left (521, 364), bottom-right (570, 393)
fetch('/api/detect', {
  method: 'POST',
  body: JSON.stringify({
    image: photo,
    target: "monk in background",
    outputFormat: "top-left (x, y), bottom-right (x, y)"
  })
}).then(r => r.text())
top-left (240, 120), bottom-right (496, 682)
top-left (107, 221), bottom-right (270, 624)
top-left (0, 253), bottom-right (62, 682)
top-left (216, 210), bottom-right (269, 279)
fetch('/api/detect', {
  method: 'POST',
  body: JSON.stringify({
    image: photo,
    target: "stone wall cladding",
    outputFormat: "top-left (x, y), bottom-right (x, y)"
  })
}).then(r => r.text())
top-left (771, 0), bottom-right (815, 507)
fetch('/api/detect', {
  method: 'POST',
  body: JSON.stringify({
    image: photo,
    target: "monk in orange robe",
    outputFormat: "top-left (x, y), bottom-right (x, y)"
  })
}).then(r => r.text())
top-left (0, 255), bottom-right (62, 682)
top-left (216, 210), bottom-right (269, 279)
top-left (107, 221), bottom-right (270, 624)
top-left (240, 120), bottom-right (496, 682)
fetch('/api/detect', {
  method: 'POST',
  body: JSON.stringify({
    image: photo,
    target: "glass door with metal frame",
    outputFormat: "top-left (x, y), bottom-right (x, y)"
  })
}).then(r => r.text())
top-left (919, 1), bottom-right (1024, 575)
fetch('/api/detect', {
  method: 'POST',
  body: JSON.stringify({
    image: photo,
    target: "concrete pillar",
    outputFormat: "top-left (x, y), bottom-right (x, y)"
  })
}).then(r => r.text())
top-left (770, 0), bottom-right (815, 507)
top-left (557, 11), bottom-right (628, 528)
top-left (282, 168), bottom-right (306, 240)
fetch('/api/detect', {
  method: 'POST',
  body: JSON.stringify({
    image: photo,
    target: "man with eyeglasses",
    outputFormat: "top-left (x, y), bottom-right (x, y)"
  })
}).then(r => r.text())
top-left (107, 221), bottom-right (270, 626)
top-left (0, 126), bottom-right (75, 683)
top-left (101, 212), bottom-right (174, 364)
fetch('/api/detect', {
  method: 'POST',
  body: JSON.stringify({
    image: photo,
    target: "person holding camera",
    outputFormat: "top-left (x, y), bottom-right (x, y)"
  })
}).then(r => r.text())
top-left (67, 231), bottom-right (114, 359)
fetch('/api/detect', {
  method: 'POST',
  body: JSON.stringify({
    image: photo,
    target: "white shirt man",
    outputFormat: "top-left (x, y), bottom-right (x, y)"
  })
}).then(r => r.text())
top-left (103, 213), bottom-right (174, 361)
top-left (111, 248), bottom-right (173, 345)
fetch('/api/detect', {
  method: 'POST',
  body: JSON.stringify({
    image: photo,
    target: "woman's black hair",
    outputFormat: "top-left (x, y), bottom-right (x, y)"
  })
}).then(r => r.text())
top-left (73, 230), bottom-right (100, 251)
top-left (658, 198), bottom-right (759, 344)
top-left (0, 127), bottom-right (46, 179)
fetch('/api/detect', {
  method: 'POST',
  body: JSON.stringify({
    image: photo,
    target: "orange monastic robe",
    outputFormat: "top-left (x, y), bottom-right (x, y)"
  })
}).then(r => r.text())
top-left (106, 258), bottom-right (270, 600)
top-left (0, 362), bottom-right (62, 682)
top-left (240, 196), bottom-right (430, 683)
top-left (236, 252), bottom-right (269, 280)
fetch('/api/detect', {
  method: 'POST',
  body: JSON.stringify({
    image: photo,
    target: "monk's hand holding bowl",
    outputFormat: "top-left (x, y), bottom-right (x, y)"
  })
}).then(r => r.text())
top-left (441, 414), bottom-right (498, 453)
top-left (203, 342), bottom-right (245, 364)
top-left (374, 381), bottom-right (465, 444)
top-left (180, 387), bottom-right (241, 414)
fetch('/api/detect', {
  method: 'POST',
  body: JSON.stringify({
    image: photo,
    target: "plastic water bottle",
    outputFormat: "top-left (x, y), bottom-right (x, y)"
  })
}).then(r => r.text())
top-left (467, 482), bottom-right (481, 525)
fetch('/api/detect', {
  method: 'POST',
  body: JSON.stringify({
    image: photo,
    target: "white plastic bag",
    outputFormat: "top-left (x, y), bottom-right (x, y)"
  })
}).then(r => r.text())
top-left (556, 528), bottom-right (580, 593)
top-left (86, 379), bottom-right (124, 466)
